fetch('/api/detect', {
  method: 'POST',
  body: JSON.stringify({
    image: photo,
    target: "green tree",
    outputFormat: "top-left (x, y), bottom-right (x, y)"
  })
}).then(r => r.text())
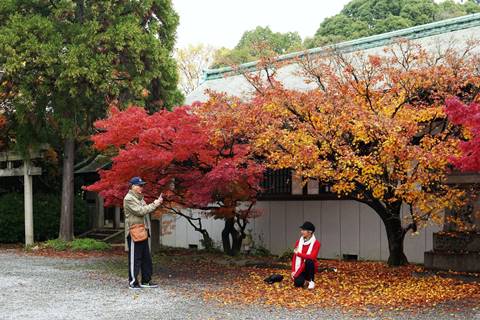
top-left (210, 47), bottom-right (252, 69)
top-left (211, 26), bottom-right (303, 68)
top-left (436, 0), bottom-right (476, 20)
top-left (0, 0), bottom-right (183, 241)
top-left (307, 0), bottom-right (480, 48)
top-left (464, 0), bottom-right (480, 14)
top-left (236, 26), bottom-right (302, 56)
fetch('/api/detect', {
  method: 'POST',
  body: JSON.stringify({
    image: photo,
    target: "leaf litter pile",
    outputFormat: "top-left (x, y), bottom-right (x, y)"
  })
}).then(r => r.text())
top-left (157, 254), bottom-right (480, 315)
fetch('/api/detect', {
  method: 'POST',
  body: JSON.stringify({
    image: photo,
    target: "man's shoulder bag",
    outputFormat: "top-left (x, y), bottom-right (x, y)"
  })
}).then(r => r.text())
top-left (129, 224), bottom-right (148, 242)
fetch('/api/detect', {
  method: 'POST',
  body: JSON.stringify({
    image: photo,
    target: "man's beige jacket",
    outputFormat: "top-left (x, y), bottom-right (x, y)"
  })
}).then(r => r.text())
top-left (123, 190), bottom-right (159, 239)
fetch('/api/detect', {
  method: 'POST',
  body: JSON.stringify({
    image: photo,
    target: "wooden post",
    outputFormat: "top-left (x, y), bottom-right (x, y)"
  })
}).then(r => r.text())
top-left (24, 160), bottom-right (34, 246)
top-left (97, 195), bottom-right (105, 229)
top-left (114, 206), bottom-right (121, 229)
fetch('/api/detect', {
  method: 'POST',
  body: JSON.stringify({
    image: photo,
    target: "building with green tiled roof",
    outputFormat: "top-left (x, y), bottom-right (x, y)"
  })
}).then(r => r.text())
top-left (171, 14), bottom-right (480, 269)
top-left (187, 13), bottom-right (480, 104)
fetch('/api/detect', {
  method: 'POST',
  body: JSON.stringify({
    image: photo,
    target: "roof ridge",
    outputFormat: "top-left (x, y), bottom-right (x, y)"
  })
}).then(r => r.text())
top-left (203, 13), bottom-right (480, 81)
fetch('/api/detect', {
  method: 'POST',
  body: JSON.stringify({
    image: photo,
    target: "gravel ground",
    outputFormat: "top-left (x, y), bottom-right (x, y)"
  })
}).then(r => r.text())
top-left (0, 250), bottom-right (478, 320)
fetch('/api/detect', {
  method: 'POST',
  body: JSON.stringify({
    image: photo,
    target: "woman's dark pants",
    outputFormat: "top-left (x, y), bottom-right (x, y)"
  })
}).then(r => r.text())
top-left (294, 259), bottom-right (315, 287)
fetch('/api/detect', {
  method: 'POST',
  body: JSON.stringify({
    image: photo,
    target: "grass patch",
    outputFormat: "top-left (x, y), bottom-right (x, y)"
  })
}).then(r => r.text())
top-left (70, 238), bottom-right (111, 251)
top-left (44, 239), bottom-right (69, 251)
top-left (42, 238), bottom-right (111, 251)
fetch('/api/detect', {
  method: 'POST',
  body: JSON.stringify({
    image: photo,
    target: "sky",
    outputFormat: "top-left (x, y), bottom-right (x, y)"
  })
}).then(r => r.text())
top-left (172, 0), bottom-right (352, 49)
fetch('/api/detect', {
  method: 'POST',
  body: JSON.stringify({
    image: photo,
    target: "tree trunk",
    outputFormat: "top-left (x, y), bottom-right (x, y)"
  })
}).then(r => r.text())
top-left (199, 229), bottom-right (214, 251)
top-left (222, 217), bottom-right (242, 256)
top-left (59, 138), bottom-right (75, 241)
top-left (365, 199), bottom-right (409, 266)
top-left (383, 216), bottom-right (409, 266)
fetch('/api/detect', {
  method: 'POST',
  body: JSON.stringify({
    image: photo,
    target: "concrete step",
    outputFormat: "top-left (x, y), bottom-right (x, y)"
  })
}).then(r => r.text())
top-left (78, 228), bottom-right (124, 243)
top-left (432, 232), bottom-right (480, 252)
top-left (424, 250), bottom-right (480, 273)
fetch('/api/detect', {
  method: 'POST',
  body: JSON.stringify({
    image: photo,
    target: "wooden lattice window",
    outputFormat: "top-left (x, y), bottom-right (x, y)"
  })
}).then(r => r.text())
top-left (260, 168), bottom-right (292, 195)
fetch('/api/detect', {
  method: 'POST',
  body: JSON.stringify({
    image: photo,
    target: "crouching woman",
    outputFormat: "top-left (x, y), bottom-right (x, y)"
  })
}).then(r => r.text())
top-left (291, 221), bottom-right (321, 289)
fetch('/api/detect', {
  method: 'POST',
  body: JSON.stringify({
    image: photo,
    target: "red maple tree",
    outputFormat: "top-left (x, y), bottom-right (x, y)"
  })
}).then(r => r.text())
top-left (445, 98), bottom-right (480, 172)
top-left (444, 98), bottom-right (480, 231)
top-left (85, 105), bottom-right (264, 254)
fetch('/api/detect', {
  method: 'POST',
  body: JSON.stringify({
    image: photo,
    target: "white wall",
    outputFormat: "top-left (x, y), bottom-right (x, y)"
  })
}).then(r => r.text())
top-left (159, 200), bottom-right (441, 264)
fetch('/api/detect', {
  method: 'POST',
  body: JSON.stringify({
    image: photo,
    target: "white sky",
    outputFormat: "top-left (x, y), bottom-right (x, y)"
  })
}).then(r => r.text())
top-left (173, 0), bottom-right (352, 49)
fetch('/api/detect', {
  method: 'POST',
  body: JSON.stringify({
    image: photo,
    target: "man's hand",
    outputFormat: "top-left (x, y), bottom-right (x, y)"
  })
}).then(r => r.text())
top-left (293, 247), bottom-right (299, 254)
top-left (291, 272), bottom-right (295, 280)
top-left (153, 193), bottom-right (163, 206)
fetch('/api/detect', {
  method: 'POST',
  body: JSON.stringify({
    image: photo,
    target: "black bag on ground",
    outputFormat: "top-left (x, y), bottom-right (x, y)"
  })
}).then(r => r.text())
top-left (264, 274), bottom-right (284, 284)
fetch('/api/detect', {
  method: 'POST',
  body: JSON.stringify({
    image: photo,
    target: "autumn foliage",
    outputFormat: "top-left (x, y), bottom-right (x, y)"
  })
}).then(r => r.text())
top-left (445, 98), bottom-right (480, 172)
top-left (85, 104), bottom-right (264, 254)
top-left (218, 40), bottom-right (480, 265)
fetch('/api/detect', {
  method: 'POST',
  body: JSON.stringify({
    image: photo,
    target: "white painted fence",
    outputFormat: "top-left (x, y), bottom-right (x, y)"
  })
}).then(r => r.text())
top-left (159, 200), bottom-right (441, 264)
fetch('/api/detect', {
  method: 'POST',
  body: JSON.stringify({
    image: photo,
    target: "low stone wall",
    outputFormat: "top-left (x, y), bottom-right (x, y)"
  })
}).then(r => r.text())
top-left (433, 232), bottom-right (480, 253)
top-left (424, 251), bottom-right (480, 273)
top-left (425, 232), bottom-right (480, 272)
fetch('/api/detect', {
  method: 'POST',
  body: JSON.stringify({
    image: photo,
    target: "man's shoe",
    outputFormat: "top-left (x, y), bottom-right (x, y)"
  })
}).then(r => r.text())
top-left (129, 283), bottom-right (141, 290)
top-left (308, 281), bottom-right (315, 290)
top-left (140, 282), bottom-right (158, 288)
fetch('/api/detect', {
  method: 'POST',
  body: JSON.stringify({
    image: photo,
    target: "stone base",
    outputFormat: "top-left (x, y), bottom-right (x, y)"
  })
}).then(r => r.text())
top-left (433, 232), bottom-right (480, 252)
top-left (424, 251), bottom-right (480, 273)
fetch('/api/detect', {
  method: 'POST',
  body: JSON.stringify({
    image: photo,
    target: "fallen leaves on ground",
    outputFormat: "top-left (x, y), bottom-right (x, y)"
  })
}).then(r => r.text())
top-left (150, 251), bottom-right (480, 314)
top-left (195, 260), bottom-right (480, 314)
top-left (20, 246), bottom-right (125, 259)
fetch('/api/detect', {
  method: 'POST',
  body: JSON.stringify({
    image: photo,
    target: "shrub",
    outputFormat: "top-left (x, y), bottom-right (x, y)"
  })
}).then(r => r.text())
top-left (44, 239), bottom-right (68, 251)
top-left (70, 238), bottom-right (110, 251)
top-left (278, 248), bottom-right (294, 262)
top-left (42, 238), bottom-right (110, 251)
top-left (252, 245), bottom-right (272, 257)
top-left (0, 192), bottom-right (89, 243)
top-left (246, 233), bottom-right (273, 257)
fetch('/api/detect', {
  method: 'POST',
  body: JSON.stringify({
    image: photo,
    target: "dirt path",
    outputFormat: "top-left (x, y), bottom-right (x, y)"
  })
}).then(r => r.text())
top-left (0, 251), bottom-right (336, 320)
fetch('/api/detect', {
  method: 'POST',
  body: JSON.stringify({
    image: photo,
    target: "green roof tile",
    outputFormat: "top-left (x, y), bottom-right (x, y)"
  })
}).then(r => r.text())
top-left (204, 13), bottom-right (480, 81)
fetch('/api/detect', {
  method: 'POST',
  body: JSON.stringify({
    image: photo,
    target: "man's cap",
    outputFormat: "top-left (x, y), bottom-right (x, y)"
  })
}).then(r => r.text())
top-left (129, 177), bottom-right (146, 186)
top-left (300, 221), bottom-right (315, 232)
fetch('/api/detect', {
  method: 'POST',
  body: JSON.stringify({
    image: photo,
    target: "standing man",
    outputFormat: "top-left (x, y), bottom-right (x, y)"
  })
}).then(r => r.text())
top-left (124, 176), bottom-right (163, 290)
top-left (291, 221), bottom-right (321, 289)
